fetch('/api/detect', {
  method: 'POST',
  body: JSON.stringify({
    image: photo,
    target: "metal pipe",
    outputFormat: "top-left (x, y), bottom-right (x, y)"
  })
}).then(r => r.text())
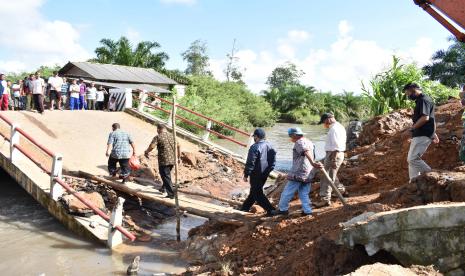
top-left (0, 113), bottom-right (14, 126)
top-left (146, 94), bottom-right (250, 137)
top-left (14, 144), bottom-right (52, 174)
top-left (15, 127), bottom-right (56, 157)
top-left (145, 103), bottom-right (248, 147)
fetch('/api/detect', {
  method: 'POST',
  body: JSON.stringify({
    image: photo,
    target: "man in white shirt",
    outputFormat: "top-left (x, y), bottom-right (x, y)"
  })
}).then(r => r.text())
top-left (314, 113), bottom-right (348, 208)
top-left (32, 72), bottom-right (45, 114)
top-left (47, 71), bottom-right (63, 111)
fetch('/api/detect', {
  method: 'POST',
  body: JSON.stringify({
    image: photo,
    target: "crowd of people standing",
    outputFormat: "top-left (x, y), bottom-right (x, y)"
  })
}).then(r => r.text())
top-left (0, 71), bottom-right (116, 113)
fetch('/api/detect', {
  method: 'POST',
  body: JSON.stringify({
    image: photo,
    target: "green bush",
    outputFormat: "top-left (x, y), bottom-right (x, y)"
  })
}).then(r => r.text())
top-left (152, 76), bottom-right (277, 136)
top-left (362, 55), bottom-right (459, 116)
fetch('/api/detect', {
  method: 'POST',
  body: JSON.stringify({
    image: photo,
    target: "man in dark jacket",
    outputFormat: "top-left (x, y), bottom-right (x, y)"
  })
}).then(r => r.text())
top-left (240, 128), bottom-right (276, 216)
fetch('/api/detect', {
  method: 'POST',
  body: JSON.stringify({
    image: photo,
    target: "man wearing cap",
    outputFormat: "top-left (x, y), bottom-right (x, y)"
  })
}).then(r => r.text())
top-left (314, 113), bottom-right (347, 208)
top-left (273, 127), bottom-right (322, 216)
top-left (403, 83), bottom-right (439, 180)
top-left (241, 128), bottom-right (277, 216)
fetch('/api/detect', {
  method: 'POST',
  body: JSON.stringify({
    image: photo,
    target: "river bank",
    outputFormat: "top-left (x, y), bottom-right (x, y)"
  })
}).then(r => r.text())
top-left (180, 98), bottom-right (464, 275)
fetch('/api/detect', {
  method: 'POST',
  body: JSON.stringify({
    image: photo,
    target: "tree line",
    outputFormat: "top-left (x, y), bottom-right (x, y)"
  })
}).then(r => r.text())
top-left (5, 36), bottom-right (463, 132)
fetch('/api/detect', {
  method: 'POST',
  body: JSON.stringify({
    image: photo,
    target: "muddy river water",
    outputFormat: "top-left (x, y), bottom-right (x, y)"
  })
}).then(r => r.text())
top-left (0, 123), bottom-right (326, 275)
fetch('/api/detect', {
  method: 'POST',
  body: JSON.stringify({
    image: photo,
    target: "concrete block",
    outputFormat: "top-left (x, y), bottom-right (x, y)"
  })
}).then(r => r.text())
top-left (338, 203), bottom-right (465, 274)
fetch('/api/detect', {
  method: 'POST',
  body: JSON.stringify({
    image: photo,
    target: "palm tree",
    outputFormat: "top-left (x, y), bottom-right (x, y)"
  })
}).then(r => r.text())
top-left (91, 36), bottom-right (169, 70)
top-left (423, 38), bottom-right (465, 88)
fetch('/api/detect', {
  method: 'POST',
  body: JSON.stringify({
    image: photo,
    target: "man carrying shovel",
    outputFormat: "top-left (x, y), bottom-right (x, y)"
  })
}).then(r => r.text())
top-left (313, 113), bottom-right (349, 208)
top-left (272, 127), bottom-right (323, 217)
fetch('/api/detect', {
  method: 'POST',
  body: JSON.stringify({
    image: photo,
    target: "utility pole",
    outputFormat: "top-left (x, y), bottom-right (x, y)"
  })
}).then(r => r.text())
top-left (225, 39), bottom-right (237, 82)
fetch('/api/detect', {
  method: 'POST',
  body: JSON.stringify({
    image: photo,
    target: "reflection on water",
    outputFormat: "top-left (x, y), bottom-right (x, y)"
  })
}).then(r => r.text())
top-left (0, 169), bottom-right (205, 276)
top-left (215, 123), bottom-right (328, 171)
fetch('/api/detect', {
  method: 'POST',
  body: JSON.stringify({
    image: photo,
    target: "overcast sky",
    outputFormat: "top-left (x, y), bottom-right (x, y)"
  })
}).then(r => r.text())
top-left (0, 0), bottom-right (456, 93)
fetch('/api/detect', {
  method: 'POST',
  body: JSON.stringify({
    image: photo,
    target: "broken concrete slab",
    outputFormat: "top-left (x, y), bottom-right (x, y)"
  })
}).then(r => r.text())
top-left (344, 263), bottom-right (430, 276)
top-left (61, 191), bottom-right (105, 215)
top-left (338, 203), bottom-right (465, 274)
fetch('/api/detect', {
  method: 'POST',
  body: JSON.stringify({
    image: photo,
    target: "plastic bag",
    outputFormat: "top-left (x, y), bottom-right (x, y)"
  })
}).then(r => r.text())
top-left (129, 155), bottom-right (141, 171)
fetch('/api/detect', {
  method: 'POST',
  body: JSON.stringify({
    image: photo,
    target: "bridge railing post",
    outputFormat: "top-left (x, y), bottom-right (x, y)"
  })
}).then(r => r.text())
top-left (50, 154), bottom-right (64, 201)
top-left (137, 90), bottom-right (147, 112)
top-left (108, 197), bottom-right (125, 248)
top-left (202, 120), bottom-right (212, 142)
top-left (10, 124), bottom-right (20, 163)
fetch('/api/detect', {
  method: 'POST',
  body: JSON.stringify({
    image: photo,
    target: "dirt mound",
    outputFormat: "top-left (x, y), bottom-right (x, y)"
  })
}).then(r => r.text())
top-left (135, 148), bottom-right (248, 198)
top-left (184, 195), bottom-right (400, 275)
top-left (357, 109), bottom-right (412, 147)
top-left (340, 99), bottom-right (463, 197)
top-left (378, 170), bottom-right (465, 207)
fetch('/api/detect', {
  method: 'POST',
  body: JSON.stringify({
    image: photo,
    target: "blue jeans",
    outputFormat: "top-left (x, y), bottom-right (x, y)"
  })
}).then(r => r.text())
top-left (70, 97), bottom-right (79, 110)
top-left (278, 180), bottom-right (312, 214)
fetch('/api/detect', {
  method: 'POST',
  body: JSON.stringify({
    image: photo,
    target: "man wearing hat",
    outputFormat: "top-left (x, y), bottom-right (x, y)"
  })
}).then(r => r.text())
top-left (273, 127), bottom-right (322, 216)
top-left (314, 113), bottom-right (348, 208)
top-left (241, 128), bottom-right (276, 216)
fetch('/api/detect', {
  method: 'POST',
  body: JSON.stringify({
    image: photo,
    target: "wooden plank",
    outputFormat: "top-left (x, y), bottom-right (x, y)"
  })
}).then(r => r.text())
top-left (78, 171), bottom-right (253, 225)
top-left (178, 190), bottom-right (242, 207)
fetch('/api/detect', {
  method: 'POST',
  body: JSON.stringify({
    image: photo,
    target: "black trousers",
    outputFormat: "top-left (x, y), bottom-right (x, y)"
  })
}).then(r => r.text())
top-left (159, 165), bottom-right (175, 196)
top-left (241, 174), bottom-right (274, 213)
top-left (108, 157), bottom-right (130, 178)
top-left (33, 94), bottom-right (44, 113)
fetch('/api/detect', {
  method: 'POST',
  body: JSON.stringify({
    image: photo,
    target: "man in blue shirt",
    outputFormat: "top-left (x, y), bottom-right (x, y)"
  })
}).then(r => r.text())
top-left (240, 128), bottom-right (276, 216)
top-left (106, 123), bottom-right (136, 183)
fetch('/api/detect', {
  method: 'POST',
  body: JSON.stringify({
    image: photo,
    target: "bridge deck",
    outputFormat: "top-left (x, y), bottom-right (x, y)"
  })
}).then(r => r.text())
top-left (0, 110), bottom-right (199, 175)
top-left (0, 110), bottom-right (253, 247)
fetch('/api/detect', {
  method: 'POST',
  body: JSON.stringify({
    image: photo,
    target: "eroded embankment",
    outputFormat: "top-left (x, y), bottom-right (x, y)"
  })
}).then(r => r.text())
top-left (181, 99), bottom-right (463, 275)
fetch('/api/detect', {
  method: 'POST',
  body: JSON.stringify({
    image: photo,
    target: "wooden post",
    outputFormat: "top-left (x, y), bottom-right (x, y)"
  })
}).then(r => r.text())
top-left (168, 102), bottom-right (177, 127)
top-left (172, 95), bottom-right (181, 241)
top-left (319, 168), bottom-right (348, 206)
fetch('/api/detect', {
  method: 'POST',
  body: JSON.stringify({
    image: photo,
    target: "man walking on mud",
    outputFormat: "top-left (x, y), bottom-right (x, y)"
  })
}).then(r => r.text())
top-left (273, 127), bottom-right (322, 216)
top-left (314, 113), bottom-right (348, 208)
top-left (144, 123), bottom-right (180, 199)
top-left (403, 83), bottom-right (440, 180)
top-left (240, 128), bottom-right (276, 216)
top-left (106, 123), bottom-right (136, 183)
